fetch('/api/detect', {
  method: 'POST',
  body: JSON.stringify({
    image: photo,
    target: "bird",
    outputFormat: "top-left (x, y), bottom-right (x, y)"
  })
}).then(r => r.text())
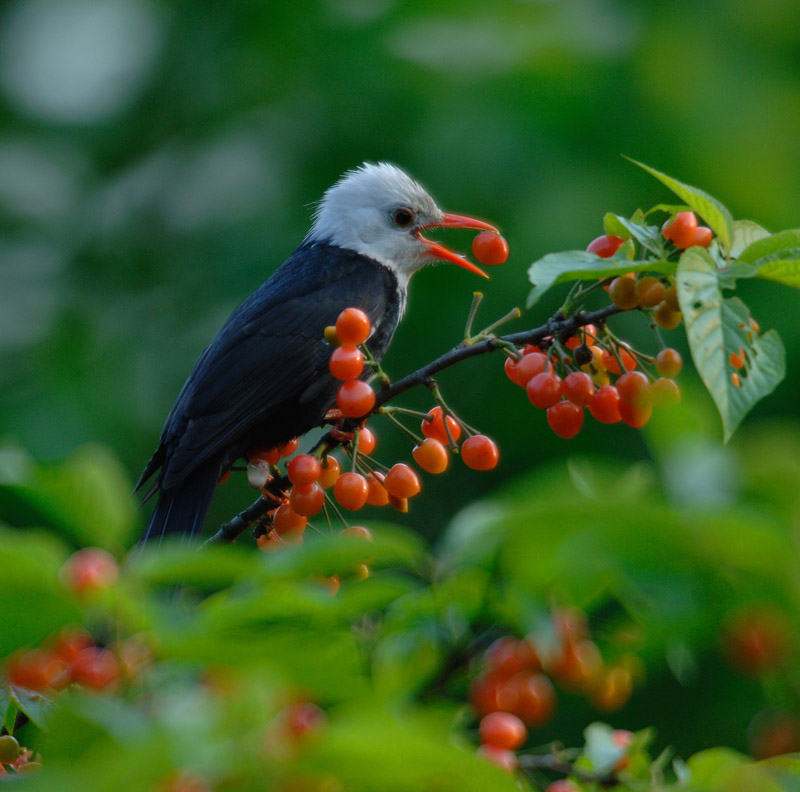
top-left (135, 162), bottom-right (498, 542)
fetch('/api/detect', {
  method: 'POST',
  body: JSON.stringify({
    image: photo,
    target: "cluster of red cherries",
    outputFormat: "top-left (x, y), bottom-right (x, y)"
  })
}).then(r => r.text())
top-left (503, 329), bottom-right (683, 436)
top-left (470, 606), bottom-right (641, 779)
top-left (245, 307), bottom-right (501, 566)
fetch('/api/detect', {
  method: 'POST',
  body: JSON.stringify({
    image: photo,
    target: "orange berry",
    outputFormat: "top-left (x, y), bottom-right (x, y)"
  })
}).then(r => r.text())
top-left (653, 301), bottom-right (682, 329)
top-left (421, 406), bottom-right (461, 444)
top-left (337, 379), bottom-right (376, 418)
top-left (618, 400), bottom-right (653, 428)
top-left (546, 401), bottom-right (584, 439)
top-left (479, 711), bottom-right (527, 750)
top-left (461, 435), bottom-right (500, 471)
top-left (329, 345), bottom-right (364, 380)
top-left (272, 503), bottom-right (307, 536)
top-left (588, 384), bottom-right (622, 423)
top-left (60, 548), bottom-right (119, 596)
top-left (662, 211), bottom-right (698, 249)
top-left (71, 647), bottom-right (121, 692)
top-left (655, 348), bottom-right (682, 378)
top-left (508, 671), bottom-right (557, 727)
top-left (287, 454), bottom-right (322, 487)
top-left (635, 277), bottom-right (666, 308)
top-left (276, 438), bottom-right (300, 458)
top-left (504, 355), bottom-right (522, 385)
top-left (288, 483), bottom-right (325, 517)
top-left (4, 649), bottom-right (62, 691)
top-left (365, 472), bottom-right (389, 507)
top-left (587, 235), bottom-right (624, 258)
top-left (526, 372), bottom-right (563, 410)
top-left (602, 346), bottom-right (636, 375)
top-left (412, 437), bottom-right (449, 474)
top-left (562, 371), bottom-right (595, 406)
top-left (651, 377), bottom-right (681, 407)
top-left (476, 744), bottom-right (519, 774)
top-left (692, 226), bottom-right (713, 247)
top-left (318, 456), bottom-right (341, 489)
top-left (516, 352), bottom-right (552, 386)
top-left (340, 525), bottom-right (373, 541)
top-left (335, 307), bottom-right (371, 346)
top-left (384, 463), bottom-right (421, 499)
top-left (616, 371), bottom-right (651, 407)
top-left (333, 472), bottom-right (369, 511)
top-left (608, 276), bottom-right (638, 309)
top-left (357, 426), bottom-right (377, 455)
top-left (472, 231), bottom-right (509, 266)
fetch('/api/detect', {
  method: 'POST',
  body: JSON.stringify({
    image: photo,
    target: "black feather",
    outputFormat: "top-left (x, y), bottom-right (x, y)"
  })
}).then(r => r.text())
top-left (136, 241), bottom-right (402, 541)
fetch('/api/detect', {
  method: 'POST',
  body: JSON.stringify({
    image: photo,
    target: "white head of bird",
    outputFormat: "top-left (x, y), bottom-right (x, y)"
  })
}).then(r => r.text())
top-left (306, 162), bottom-right (496, 283)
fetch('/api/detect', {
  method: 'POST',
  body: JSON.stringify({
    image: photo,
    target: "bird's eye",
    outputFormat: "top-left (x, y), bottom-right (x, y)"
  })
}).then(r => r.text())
top-left (391, 208), bottom-right (415, 228)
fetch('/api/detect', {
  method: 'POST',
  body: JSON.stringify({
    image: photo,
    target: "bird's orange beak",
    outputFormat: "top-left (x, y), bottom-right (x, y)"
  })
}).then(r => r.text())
top-left (416, 212), bottom-right (499, 279)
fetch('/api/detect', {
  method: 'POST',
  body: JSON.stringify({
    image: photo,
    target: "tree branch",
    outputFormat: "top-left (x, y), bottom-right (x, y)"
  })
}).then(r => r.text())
top-left (205, 302), bottom-right (624, 545)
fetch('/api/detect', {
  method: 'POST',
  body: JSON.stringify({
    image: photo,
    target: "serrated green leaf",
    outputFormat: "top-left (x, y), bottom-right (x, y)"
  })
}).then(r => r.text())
top-left (526, 251), bottom-right (675, 308)
top-left (9, 685), bottom-right (55, 729)
top-left (676, 248), bottom-right (786, 442)
top-left (717, 261), bottom-right (758, 289)
top-left (602, 212), bottom-right (630, 239)
top-left (737, 228), bottom-right (800, 263)
top-left (627, 158), bottom-right (734, 251)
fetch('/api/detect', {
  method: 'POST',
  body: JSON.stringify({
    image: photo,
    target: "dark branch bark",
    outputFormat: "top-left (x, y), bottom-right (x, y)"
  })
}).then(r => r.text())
top-left (205, 302), bottom-right (623, 545)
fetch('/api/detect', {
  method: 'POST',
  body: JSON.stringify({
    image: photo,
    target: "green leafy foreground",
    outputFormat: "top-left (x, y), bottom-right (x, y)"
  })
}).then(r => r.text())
top-left (2, 424), bottom-right (800, 790)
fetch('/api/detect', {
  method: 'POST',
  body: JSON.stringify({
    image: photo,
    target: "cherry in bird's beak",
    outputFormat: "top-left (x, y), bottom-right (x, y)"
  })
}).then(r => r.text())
top-left (417, 212), bottom-right (499, 279)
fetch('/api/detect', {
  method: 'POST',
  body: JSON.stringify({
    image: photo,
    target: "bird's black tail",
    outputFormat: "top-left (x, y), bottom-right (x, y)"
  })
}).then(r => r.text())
top-left (140, 458), bottom-right (221, 545)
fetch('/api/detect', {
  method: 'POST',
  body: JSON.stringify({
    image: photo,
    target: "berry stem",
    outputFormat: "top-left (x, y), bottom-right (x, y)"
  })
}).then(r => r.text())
top-left (382, 410), bottom-right (425, 445)
top-left (464, 291), bottom-right (484, 340)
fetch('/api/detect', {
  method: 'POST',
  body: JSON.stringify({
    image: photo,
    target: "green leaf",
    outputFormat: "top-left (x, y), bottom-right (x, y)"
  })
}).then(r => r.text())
top-left (0, 444), bottom-right (137, 550)
top-left (9, 685), bottom-right (55, 729)
top-left (526, 251), bottom-right (675, 308)
top-left (676, 248), bottom-right (786, 442)
top-left (737, 228), bottom-right (800, 263)
top-left (605, 213), bottom-right (666, 257)
top-left (756, 254), bottom-right (800, 289)
top-left (627, 158), bottom-right (734, 251)
top-left (729, 219), bottom-right (771, 258)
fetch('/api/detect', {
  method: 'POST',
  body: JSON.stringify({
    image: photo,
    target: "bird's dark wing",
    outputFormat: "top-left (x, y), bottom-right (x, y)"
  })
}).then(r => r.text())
top-left (149, 242), bottom-right (401, 492)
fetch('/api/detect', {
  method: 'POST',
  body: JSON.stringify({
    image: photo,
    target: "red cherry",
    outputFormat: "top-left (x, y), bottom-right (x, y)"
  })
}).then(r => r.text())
top-left (329, 345), bottom-right (364, 380)
top-left (272, 503), bottom-right (307, 536)
top-left (588, 385), bottom-right (622, 423)
top-left (383, 463), bottom-right (421, 499)
top-left (562, 371), bottom-right (595, 406)
top-left (461, 435), bottom-right (500, 471)
top-left (546, 401), bottom-right (584, 439)
top-left (357, 426), bottom-right (376, 455)
top-left (526, 372), bottom-right (563, 410)
top-left (288, 483), bottom-right (325, 517)
top-left (412, 438), bottom-right (449, 474)
top-left (333, 472), bottom-right (369, 511)
top-left (287, 454), bottom-right (322, 487)
top-left (365, 473), bottom-right (389, 507)
top-left (317, 456), bottom-right (341, 489)
top-left (337, 379), bottom-right (376, 418)
top-left (71, 647), bottom-right (121, 692)
top-left (335, 308), bottom-right (371, 345)
top-left (479, 711), bottom-right (527, 750)
top-left (472, 231), bottom-right (510, 266)
top-left (662, 211), bottom-right (698, 249)
top-left (60, 548), bottom-right (119, 596)
top-left (587, 234), bottom-right (624, 258)
top-left (421, 406), bottom-right (461, 444)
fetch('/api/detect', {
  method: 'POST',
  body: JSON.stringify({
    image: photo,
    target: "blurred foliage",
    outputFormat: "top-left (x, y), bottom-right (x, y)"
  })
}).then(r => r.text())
top-left (3, 0), bottom-right (800, 787)
top-left (2, 422), bottom-right (800, 787)
top-left (1, 0), bottom-right (800, 538)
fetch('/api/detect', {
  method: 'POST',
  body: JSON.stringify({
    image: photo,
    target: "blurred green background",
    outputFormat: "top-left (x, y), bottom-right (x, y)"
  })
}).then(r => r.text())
top-left (2, 0), bottom-right (799, 538)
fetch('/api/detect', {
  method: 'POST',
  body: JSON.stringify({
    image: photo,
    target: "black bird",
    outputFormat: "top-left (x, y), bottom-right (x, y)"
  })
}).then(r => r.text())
top-left (135, 162), bottom-right (497, 541)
